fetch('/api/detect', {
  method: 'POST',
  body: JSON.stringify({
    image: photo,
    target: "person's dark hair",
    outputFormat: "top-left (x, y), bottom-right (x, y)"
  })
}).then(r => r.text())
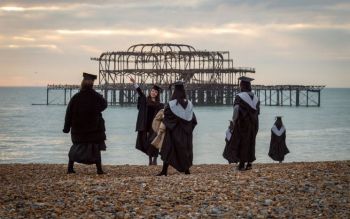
top-left (81, 79), bottom-right (93, 90)
top-left (274, 118), bottom-right (283, 129)
top-left (147, 88), bottom-right (160, 104)
top-left (240, 81), bottom-right (252, 92)
top-left (171, 85), bottom-right (188, 108)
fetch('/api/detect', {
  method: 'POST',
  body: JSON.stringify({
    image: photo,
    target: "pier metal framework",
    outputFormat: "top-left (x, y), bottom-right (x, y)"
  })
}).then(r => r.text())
top-left (44, 43), bottom-right (324, 107)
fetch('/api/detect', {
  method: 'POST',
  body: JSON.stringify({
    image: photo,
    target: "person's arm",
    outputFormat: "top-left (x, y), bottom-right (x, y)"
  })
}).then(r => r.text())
top-left (63, 99), bottom-right (73, 133)
top-left (129, 76), bottom-right (145, 97)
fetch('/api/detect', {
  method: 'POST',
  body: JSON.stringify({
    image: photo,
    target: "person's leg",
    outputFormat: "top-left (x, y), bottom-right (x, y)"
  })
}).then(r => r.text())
top-left (238, 161), bottom-right (245, 171)
top-left (96, 150), bottom-right (104, 174)
top-left (148, 156), bottom-right (153, 166)
top-left (246, 162), bottom-right (252, 170)
top-left (96, 162), bottom-right (104, 174)
top-left (156, 162), bottom-right (169, 176)
top-left (67, 160), bottom-right (75, 174)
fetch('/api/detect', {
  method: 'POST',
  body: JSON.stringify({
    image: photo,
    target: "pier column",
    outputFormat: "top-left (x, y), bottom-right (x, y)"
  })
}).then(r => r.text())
top-left (276, 89), bottom-right (280, 106)
top-left (119, 89), bottom-right (124, 105)
top-left (64, 89), bottom-right (67, 105)
top-left (280, 90), bottom-right (283, 106)
top-left (318, 90), bottom-right (321, 107)
top-left (46, 88), bottom-right (49, 105)
top-left (306, 90), bottom-right (309, 107)
top-left (296, 90), bottom-right (300, 107)
top-left (290, 89), bottom-right (292, 106)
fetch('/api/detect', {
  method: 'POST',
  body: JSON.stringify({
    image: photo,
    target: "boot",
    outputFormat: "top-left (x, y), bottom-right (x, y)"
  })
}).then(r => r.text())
top-left (245, 162), bottom-right (252, 170)
top-left (67, 160), bottom-right (76, 174)
top-left (184, 169), bottom-right (190, 175)
top-left (237, 162), bottom-right (245, 171)
top-left (148, 156), bottom-right (153, 166)
top-left (96, 162), bottom-right (105, 175)
top-left (156, 162), bottom-right (169, 176)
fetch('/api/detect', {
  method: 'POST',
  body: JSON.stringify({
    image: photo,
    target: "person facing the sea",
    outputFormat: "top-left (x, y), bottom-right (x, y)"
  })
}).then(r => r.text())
top-left (269, 116), bottom-right (289, 163)
top-left (223, 76), bottom-right (260, 171)
top-left (157, 81), bottom-right (197, 176)
top-left (129, 76), bottom-right (164, 166)
top-left (63, 73), bottom-right (107, 174)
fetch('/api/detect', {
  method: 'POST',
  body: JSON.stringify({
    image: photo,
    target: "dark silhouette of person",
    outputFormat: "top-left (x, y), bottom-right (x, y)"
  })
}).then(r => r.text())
top-left (63, 73), bottom-right (107, 174)
top-left (129, 76), bottom-right (164, 165)
top-left (157, 81), bottom-right (197, 176)
top-left (269, 116), bottom-right (289, 163)
top-left (223, 76), bottom-right (260, 171)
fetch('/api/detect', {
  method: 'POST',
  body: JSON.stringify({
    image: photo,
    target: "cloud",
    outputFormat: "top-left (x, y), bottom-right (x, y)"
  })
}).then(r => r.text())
top-left (0, 6), bottom-right (61, 12)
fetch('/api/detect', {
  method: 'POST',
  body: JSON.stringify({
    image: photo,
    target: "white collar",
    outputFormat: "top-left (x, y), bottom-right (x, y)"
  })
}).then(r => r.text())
top-left (271, 125), bottom-right (285, 136)
top-left (237, 92), bottom-right (258, 110)
top-left (169, 99), bottom-right (193, 121)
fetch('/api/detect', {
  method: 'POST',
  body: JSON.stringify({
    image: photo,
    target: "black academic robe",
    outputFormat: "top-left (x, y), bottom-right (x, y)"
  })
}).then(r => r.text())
top-left (223, 93), bottom-right (260, 163)
top-left (160, 103), bottom-right (197, 172)
top-left (134, 87), bottom-right (164, 156)
top-left (269, 129), bottom-right (289, 162)
top-left (63, 88), bottom-right (107, 164)
top-left (63, 88), bottom-right (107, 143)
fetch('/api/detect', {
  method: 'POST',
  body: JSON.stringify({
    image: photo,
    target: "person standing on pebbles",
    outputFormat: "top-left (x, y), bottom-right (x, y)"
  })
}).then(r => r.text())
top-left (129, 76), bottom-right (164, 166)
top-left (157, 81), bottom-right (197, 176)
top-left (63, 73), bottom-right (107, 174)
top-left (223, 76), bottom-right (260, 171)
top-left (268, 116), bottom-right (289, 163)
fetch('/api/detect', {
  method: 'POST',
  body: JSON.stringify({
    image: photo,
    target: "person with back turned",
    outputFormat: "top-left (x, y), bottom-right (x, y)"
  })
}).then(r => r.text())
top-left (223, 76), bottom-right (260, 171)
top-left (157, 81), bottom-right (197, 176)
top-left (63, 73), bottom-right (107, 174)
top-left (269, 116), bottom-right (289, 163)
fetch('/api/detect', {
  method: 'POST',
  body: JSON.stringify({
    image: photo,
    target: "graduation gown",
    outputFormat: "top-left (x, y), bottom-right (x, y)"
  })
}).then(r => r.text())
top-left (268, 125), bottom-right (289, 162)
top-left (63, 88), bottom-right (107, 164)
top-left (134, 86), bottom-right (164, 156)
top-left (160, 100), bottom-right (197, 172)
top-left (223, 92), bottom-right (260, 163)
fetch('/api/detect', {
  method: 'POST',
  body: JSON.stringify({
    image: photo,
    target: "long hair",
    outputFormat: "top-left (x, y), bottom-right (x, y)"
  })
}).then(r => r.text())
top-left (147, 89), bottom-right (160, 104)
top-left (171, 85), bottom-right (187, 108)
top-left (240, 81), bottom-right (252, 92)
top-left (80, 79), bottom-right (93, 90)
top-left (274, 118), bottom-right (283, 129)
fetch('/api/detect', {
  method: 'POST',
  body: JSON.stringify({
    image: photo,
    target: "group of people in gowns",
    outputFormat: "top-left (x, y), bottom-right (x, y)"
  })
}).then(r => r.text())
top-left (63, 72), bottom-right (288, 175)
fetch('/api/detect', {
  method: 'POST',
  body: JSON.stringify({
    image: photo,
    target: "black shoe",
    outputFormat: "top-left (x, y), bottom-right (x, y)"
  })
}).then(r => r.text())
top-left (245, 163), bottom-right (252, 170)
top-left (97, 170), bottom-right (105, 175)
top-left (237, 162), bottom-right (246, 171)
top-left (184, 170), bottom-right (190, 175)
top-left (67, 169), bottom-right (76, 174)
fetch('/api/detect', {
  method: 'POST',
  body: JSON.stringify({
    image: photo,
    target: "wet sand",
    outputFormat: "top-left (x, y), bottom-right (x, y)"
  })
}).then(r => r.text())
top-left (1, 161), bottom-right (349, 218)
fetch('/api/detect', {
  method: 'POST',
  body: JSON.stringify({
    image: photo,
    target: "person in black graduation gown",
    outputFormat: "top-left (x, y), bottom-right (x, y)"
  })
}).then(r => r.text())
top-left (223, 76), bottom-right (260, 171)
top-left (269, 116), bottom-right (289, 163)
top-left (63, 73), bottom-right (107, 174)
top-left (157, 81), bottom-right (197, 176)
top-left (129, 76), bottom-right (164, 165)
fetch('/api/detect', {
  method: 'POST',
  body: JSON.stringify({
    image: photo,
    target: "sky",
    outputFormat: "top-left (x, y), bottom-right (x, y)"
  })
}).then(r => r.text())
top-left (0, 0), bottom-right (349, 87)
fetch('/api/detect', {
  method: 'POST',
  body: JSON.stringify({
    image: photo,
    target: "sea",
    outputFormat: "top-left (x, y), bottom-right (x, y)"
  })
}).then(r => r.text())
top-left (0, 87), bottom-right (349, 165)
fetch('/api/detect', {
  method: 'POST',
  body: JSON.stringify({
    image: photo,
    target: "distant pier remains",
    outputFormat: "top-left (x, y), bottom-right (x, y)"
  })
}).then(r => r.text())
top-left (46, 43), bottom-right (324, 107)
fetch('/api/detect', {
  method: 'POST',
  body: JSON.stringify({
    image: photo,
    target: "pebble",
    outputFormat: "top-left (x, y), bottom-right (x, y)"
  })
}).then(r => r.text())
top-left (0, 161), bottom-right (349, 218)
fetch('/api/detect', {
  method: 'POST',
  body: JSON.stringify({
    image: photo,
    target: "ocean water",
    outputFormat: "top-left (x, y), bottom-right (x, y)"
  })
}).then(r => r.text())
top-left (0, 87), bottom-right (349, 164)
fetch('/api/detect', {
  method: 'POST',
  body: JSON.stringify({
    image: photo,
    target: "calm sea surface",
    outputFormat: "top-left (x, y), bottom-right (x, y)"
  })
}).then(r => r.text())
top-left (0, 87), bottom-right (349, 164)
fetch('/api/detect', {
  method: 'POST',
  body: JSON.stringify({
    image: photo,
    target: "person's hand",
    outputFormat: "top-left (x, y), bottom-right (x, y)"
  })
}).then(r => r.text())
top-left (129, 76), bottom-right (136, 84)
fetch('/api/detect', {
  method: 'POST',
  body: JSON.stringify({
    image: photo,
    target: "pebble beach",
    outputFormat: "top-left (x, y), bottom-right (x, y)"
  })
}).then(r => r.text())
top-left (1, 161), bottom-right (349, 218)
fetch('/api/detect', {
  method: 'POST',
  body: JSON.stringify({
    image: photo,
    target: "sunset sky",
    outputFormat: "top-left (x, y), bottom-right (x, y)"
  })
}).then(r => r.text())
top-left (0, 0), bottom-right (349, 87)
